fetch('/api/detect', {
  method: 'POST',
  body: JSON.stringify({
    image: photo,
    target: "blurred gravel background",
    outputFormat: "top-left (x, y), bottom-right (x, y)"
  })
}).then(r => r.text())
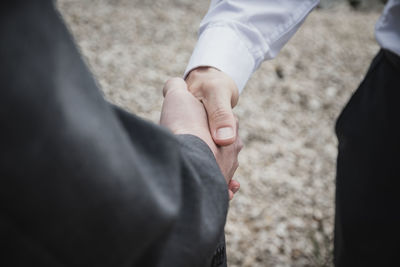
top-left (57, 1), bottom-right (382, 266)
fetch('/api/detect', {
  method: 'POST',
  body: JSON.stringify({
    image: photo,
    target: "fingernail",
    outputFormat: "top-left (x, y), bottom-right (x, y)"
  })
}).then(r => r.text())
top-left (216, 127), bottom-right (234, 140)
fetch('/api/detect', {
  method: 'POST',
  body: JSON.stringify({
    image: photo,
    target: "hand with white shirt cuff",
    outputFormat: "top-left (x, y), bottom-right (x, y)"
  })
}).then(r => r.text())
top-left (161, 77), bottom-right (242, 199)
top-left (183, 0), bottom-right (320, 145)
top-left (185, 66), bottom-right (239, 146)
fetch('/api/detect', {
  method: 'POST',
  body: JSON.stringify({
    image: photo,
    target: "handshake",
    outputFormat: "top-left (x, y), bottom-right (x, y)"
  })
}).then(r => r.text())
top-left (160, 67), bottom-right (242, 200)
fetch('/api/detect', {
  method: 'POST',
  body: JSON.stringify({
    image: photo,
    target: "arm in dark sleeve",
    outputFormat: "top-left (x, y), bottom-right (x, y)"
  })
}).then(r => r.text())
top-left (0, 1), bottom-right (228, 266)
top-left (113, 108), bottom-right (230, 267)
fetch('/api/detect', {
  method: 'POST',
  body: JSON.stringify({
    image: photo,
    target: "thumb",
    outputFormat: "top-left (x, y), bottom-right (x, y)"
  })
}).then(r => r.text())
top-left (163, 77), bottom-right (188, 97)
top-left (203, 95), bottom-right (237, 146)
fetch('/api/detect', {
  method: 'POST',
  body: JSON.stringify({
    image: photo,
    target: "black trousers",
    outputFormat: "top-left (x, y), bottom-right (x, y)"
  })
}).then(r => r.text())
top-left (334, 49), bottom-right (400, 266)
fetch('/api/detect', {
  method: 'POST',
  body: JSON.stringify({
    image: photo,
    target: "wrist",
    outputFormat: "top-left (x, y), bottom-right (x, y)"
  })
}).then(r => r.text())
top-left (186, 66), bottom-right (219, 79)
top-left (185, 66), bottom-right (239, 108)
top-left (183, 26), bottom-right (255, 93)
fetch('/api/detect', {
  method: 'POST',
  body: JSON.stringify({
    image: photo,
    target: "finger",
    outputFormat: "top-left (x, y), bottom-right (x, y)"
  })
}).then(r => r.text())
top-left (229, 190), bottom-right (234, 200)
top-left (229, 179), bottom-right (240, 194)
top-left (163, 77), bottom-right (187, 97)
top-left (234, 116), bottom-right (244, 152)
top-left (235, 115), bottom-right (239, 127)
top-left (203, 96), bottom-right (237, 146)
top-left (237, 136), bottom-right (244, 152)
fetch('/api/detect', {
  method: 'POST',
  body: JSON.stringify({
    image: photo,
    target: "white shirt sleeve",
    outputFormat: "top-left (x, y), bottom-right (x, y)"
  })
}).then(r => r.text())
top-left (184, 0), bottom-right (320, 93)
top-left (375, 0), bottom-right (400, 57)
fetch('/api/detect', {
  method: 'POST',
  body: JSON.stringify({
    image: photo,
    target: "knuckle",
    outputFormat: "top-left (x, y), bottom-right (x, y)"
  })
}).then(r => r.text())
top-left (210, 108), bottom-right (234, 125)
top-left (204, 78), bottom-right (221, 90)
top-left (167, 77), bottom-right (185, 89)
top-left (187, 68), bottom-right (202, 79)
top-left (163, 77), bottom-right (186, 97)
top-left (200, 78), bottom-right (229, 96)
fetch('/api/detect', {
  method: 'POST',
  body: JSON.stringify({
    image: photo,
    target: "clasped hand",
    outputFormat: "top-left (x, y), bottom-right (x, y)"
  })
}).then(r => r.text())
top-left (160, 77), bottom-right (241, 200)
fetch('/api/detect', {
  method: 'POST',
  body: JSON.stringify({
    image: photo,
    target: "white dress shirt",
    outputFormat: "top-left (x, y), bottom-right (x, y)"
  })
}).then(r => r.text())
top-left (375, 0), bottom-right (400, 58)
top-left (185, 0), bottom-right (400, 93)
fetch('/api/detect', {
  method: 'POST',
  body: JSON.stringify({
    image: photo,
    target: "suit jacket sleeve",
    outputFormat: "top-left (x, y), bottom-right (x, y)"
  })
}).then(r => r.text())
top-left (0, 1), bottom-right (228, 266)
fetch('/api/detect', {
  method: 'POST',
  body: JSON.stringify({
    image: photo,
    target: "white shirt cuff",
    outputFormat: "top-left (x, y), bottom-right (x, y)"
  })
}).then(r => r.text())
top-left (184, 26), bottom-right (256, 94)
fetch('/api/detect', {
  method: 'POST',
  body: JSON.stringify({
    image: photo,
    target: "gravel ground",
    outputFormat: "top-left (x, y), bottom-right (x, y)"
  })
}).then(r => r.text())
top-left (58, 1), bottom-right (381, 266)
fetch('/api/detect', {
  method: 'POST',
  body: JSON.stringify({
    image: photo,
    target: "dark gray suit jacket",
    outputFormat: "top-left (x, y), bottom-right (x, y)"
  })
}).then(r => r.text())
top-left (0, 1), bottom-right (228, 266)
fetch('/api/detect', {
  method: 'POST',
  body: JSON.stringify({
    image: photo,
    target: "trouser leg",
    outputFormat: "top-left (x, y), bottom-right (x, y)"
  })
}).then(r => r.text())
top-left (334, 49), bottom-right (400, 266)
